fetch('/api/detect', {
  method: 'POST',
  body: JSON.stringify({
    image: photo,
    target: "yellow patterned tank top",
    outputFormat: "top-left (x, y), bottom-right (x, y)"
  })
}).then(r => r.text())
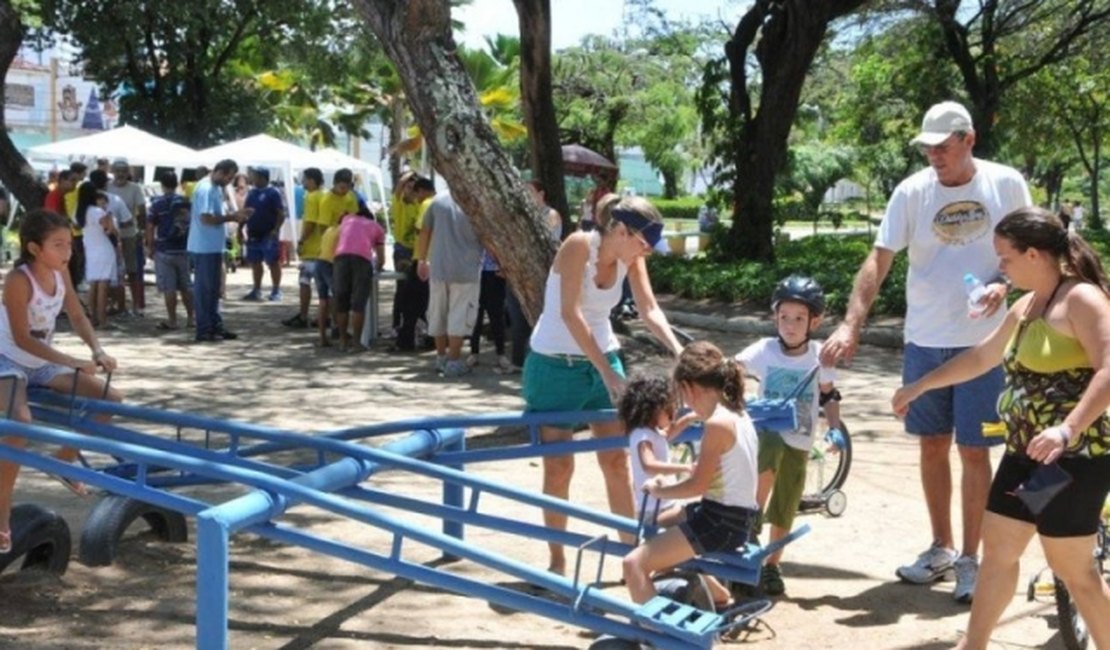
top-left (998, 317), bottom-right (1110, 457)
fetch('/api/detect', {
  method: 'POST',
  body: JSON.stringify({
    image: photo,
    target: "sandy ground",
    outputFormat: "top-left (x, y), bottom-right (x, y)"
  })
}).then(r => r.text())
top-left (0, 267), bottom-right (1076, 650)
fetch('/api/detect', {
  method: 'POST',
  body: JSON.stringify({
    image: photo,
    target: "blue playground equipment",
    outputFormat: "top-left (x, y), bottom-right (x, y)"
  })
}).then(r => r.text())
top-left (0, 381), bottom-right (808, 649)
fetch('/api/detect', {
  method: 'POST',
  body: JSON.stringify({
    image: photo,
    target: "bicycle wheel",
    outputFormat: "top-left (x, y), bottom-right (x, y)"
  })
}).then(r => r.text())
top-left (1055, 576), bottom-right (1089, 650)
top-left (1053, 520), bottom-right (1107, 650)
top-left (803, 422), bottom-right (852, 498)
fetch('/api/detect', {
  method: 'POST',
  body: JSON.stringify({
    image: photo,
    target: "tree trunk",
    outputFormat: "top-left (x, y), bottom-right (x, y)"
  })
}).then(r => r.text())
top-left (662, 170), bottom-right (678, 199)
top-left (1090, 141), bottom-right (1102, 230)
top-left (723, 0), bottom-right (865, 262)
top-left (388, 96), bottom-right (406, 185)
top-left (355, 0), bottom-right (554, 323)
top-left (514, 0), bottom-right (571, 234)
top-left (0, 0), bottom-right (47, 210)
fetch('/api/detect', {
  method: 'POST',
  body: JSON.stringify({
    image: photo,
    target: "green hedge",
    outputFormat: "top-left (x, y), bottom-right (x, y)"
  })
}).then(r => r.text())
top-left (652, 196), bottom-right (704, 222)
top-left (648, 233), bottom-right (909, 317)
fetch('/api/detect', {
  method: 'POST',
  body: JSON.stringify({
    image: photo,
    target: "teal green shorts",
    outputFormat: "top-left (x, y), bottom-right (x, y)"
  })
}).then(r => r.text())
top-left (757, 432), bottom-right (809, 531)
top-left (521, 350), bottom-right (624, 429)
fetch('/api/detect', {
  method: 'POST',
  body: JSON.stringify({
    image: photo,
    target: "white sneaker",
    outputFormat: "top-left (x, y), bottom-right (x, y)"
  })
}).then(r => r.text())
top-left (952, 555), bottom-right (978, 603)
top-left (494, 355), bottom-right (514, 374)
top-left (443, 359), bottom-right (472, 378)
top-left (895, 544), bottom-right (957, 584)
top-left (466, 353), bottom-right (479, 367)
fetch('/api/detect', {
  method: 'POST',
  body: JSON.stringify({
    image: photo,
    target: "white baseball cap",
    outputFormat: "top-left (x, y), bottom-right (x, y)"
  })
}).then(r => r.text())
top-left (911, 101), bottom-right (974, 146)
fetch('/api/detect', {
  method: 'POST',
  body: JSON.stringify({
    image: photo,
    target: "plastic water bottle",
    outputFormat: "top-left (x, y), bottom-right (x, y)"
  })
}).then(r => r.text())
top-left (964, 273), bottom-right (988, 319)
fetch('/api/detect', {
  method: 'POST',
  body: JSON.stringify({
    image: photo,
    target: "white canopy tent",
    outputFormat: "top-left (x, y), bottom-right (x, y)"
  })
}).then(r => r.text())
top-left (309, 147), bottom-right (388, 210)
top-left (27, 125), bottom-right (201, 184)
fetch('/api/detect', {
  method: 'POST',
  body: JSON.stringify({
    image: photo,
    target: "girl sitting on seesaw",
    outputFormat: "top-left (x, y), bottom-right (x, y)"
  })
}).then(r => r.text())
top-left (622, 341), bottom-right (760, 605)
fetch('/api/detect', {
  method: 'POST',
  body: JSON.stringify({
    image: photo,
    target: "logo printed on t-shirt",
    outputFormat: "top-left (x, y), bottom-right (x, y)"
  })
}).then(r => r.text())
top-left (764, 367), bottom-right (814, 435)
top-left (932, 200), bottom-right (990, 246)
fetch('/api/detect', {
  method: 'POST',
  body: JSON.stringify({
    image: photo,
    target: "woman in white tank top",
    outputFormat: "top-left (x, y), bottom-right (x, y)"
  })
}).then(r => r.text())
top-left (622, 341), bottom-right (760, 605)
top-left (521, 195), bottom-right (684, 575)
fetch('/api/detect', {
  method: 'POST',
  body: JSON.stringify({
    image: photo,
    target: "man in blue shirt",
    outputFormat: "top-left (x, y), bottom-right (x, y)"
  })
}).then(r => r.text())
top-left (188, 158), bottom-right (250, 342)
top-left (241, 167), bottom-right (286, 302)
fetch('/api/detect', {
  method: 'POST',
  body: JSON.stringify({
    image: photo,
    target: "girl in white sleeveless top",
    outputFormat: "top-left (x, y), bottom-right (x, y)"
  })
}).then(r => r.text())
top-left (623, 341), bottom-right (760, 605)
top-left (521, 195), bottom-right (684, 575)
top-left (0, 210), bottom-right (122, 554)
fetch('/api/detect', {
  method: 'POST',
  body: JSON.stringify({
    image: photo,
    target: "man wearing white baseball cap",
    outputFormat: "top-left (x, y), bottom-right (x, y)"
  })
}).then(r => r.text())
top-left (822, 100), bottom-right (1031, 605)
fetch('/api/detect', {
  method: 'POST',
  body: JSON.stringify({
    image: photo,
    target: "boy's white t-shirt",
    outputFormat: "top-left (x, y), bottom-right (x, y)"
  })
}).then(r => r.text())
top-left (736, 338), bottom-right (836, 451)
top-left (876, 158), bottom-right (1031, 347)
top-left (629, 426), bottom-right (672, 516)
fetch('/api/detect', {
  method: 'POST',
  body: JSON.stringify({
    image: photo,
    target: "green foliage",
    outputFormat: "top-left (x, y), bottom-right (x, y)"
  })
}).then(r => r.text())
top-left (552, 8), bottom-right (711, 196)
top-left (41, 0), bottom-right (373, 147)
top-left (649, 234), bottom-right (909, 317)
top-left (653, 196), bottom-right (703, 221)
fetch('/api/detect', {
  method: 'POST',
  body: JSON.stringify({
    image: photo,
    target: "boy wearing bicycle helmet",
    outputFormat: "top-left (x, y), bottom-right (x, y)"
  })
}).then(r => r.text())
top-left (736, 275), bottom-right (842, 596)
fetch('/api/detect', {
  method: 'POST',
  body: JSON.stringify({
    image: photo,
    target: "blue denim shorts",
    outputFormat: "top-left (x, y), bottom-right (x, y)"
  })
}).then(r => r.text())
top-left (245, 238), bottom-right (280, 265)
top-left (314, 261), bottom-right (334, 300)
top-left (0, 355), bottom-right (73, 389)
top-left (902, 342), bottom-right (1004, 447)
top-left (678, 499), bottom-right (758, 554)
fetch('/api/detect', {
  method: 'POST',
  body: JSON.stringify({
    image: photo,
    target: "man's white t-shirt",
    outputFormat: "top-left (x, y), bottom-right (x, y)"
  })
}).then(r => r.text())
top-left (876, 159), bottom-right (1031, 348)
top-left (736, 338), bottom-right (835, 451)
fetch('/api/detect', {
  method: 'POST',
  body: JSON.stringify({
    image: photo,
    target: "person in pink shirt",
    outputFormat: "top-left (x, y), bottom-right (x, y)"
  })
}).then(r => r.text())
top-left (332, 207), bottom-right (386, 352)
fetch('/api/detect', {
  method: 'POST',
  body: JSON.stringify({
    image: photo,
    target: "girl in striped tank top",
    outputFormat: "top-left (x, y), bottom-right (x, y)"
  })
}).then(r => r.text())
top-left (0, 210), bottom-right (122, 554)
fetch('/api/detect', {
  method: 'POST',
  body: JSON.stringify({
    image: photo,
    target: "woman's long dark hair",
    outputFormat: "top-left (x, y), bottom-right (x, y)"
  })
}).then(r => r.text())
top-left (995, 206), bottom-right (1110, 295)
top-left (74, 180), bottom-right (99, 230)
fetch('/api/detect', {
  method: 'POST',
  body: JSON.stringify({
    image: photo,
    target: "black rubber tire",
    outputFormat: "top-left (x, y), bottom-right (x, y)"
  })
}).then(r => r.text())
top-left (823, 420), bottom-right (852, 493)
top-left (0, 503), bottom-right (72, 575)
top-left (588, 638), bottom-right (641, 650)
top-left (654, 570), bottom-right (714, 610)
top-left (1055, 576), bottom-right (1089, 650)
top-left (79, 495), bottom-right (188, 567)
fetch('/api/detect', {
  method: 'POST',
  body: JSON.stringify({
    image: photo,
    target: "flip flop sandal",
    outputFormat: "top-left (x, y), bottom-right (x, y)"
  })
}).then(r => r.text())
top-left (0, 529), bottom-right (11, 554)
top-left (50, 474), bottom-right (91, 497)
top-left (156, 321), bottom-right (180, 331)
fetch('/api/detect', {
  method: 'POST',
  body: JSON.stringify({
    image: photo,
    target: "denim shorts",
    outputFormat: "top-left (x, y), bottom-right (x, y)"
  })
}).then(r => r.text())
top-left (678, 499), bottom-right (758, 554)
top-left (0, 355), bottom-right (73, 389)
top-left (314, 261), bottom-right (334, 300)
top-left (298, 261), bottom-right (318, 287)
top-left (903, 342), bottom-right (1005, 447)
top-left (154, 251), bottom-right (191, 294)
top-left (245, 238), bottom-right (280, 265)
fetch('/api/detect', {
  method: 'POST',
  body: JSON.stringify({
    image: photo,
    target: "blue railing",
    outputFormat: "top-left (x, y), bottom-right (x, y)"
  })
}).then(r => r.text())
top-left (0, 391), bottom-right (800, 649)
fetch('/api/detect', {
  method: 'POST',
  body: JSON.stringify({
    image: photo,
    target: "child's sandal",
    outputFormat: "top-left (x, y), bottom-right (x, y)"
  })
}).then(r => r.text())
top-left (50, 474), bottom-right (90, 497)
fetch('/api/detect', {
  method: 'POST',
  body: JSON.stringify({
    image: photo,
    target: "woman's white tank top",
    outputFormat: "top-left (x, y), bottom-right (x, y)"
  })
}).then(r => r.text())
top-left (705, 406), bottom-right (759, 509)
top-left (0, 266), bottom-right (65, 368)
top-left (530, 231), bottom-right (627, 355)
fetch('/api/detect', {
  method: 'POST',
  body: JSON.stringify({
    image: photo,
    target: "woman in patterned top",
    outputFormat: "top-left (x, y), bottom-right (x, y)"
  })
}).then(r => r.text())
top-left (892, 206), bottom-right (1110, 650)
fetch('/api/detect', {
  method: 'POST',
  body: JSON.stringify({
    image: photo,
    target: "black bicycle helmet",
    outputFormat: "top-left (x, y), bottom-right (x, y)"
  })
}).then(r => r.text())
top-left (771, 275), bottom-right (826, 316)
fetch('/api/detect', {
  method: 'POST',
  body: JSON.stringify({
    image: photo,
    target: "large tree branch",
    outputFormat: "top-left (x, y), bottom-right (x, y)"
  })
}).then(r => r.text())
top-left (1000, 5), bottom-right (1110, 91)
top-left (355, 0), bottom-right (553, 322)
top-left (513, 0), bottom-right (571, 226)
top-left (0, 0), bottom-right (46, 209)
top-left (209, 13), bottom-right (256, 78)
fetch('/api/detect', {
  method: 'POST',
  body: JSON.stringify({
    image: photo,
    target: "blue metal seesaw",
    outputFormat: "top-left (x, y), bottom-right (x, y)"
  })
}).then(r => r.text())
top-left (0, 383), bottom-right (808, 650)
